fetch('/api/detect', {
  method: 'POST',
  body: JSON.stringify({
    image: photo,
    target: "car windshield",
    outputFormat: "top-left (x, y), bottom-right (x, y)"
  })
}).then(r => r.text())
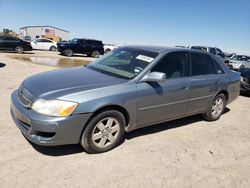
top-left (232, 55), bottom-right (247, 61)
top-left (70, 38), bottom-right (79, 43)
top-left (86, 47), bottom-right (159, 79)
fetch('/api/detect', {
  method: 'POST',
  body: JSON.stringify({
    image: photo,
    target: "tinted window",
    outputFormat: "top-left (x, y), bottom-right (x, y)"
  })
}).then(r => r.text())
top-left (43, 39), bottom-right (52, 43)
top-left (209, 48), bottom-right (216, 54)
top-left (152, 52), bottom-right (187, 79)
top-left (212, 56), bottom-right (225, 74)
top-left (35, 39), bottom-right (43, 42)
top-left (191, 53), bottom-right (216, 76)
top-left (80, 39), bottom-right (87, 44)
top-left (3, 36), bottom-right (18, 41)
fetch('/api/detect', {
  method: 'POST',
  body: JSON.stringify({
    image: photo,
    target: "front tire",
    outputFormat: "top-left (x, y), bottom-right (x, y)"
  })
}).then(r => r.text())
top-left (80, 110), bottom-right (125, 153)
top-left (15, 46), bottom-right (24, 53)
top-left (63, 48), bottom-right (73, 56)
top-left (202, 94), bottom-right (226, 121)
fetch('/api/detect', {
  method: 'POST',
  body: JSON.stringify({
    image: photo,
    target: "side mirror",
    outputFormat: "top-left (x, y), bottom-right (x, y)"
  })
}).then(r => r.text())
top-left (140, 72), bottom-right (166, 82)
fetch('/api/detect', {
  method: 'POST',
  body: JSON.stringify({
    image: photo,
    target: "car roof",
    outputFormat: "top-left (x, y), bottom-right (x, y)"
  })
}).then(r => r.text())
top-left (74, 38), bottom-right (102, 42)
top-left (123, 45), bottom-right (206, 54)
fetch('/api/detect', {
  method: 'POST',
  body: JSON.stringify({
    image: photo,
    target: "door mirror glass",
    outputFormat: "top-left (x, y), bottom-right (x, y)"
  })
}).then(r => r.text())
top-left (140, 72), bottom-right (166, 82)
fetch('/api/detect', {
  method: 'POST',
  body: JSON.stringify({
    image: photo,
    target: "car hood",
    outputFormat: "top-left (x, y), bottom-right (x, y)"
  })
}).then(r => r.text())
top-left (23, 67), bottom-right (126, 99)
top-left (240, 68), bottom-right (250, 78)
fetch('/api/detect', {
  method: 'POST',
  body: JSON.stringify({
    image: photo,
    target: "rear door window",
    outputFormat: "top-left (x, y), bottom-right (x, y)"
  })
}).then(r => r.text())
top-left (191, 53), bottom-right (216, 76)
top-left (3, 36), bottom-right (18, 41)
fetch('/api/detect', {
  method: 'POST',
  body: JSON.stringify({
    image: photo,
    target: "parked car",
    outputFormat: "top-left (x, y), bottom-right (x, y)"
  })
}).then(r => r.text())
top-left (104, 44), bottom-right (119, 53)
top-left (228, 55), bottom-right (250, 70)
top-left (0, 35), bottom-right (32, 53)
top-left (191, 46), bottom-right (225, 62)
top-left (31, 38), bottom-right (57, 51)
top-left (57, 38), bottom-right (104, 57)
top-left (10, 46), bottom-right (240, 153)
top-left (224, 53), bottom-right (236, 64)
top-left (239, 68), bottom-right (250, 95)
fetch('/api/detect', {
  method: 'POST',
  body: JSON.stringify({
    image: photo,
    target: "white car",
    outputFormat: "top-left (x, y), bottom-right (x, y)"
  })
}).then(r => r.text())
top-left (229, 55), bottom-right (250, 70)
top-left (31, 38), bottom-right (57, 51)
top-left (104, 44), bottom-right (120, 53)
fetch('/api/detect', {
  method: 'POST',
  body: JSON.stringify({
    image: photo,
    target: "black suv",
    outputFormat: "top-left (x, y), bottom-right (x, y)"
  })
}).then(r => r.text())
top-left (0, 35), bottom-right (32, 53)
top-left (57, 38), bottom-right (104, 57)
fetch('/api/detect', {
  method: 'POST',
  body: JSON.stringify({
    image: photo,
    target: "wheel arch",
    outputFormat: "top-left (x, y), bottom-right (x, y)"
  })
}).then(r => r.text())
top-left (91, 105), bottom-right (130, 127)
top-left (217, 90), bottom-right (229, 103)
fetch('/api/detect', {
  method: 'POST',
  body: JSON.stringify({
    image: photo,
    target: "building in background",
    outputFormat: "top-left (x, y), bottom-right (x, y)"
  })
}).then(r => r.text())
top-left (20, 26), bottom-right (69, 42)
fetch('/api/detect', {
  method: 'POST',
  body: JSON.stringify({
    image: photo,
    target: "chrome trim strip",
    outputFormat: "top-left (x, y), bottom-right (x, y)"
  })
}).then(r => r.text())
top-left (138, 94), bottom-right (214, 111)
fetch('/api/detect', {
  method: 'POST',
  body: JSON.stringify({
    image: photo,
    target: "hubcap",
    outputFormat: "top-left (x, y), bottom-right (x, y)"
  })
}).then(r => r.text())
top-left (16, 46), bottom-right (23, 52)
top-left (92, 51), bottom-right (99, 57)
top-left (211, 98), bottom-right (224, 118)
top-left (91, 117), bottom-right (120, 149)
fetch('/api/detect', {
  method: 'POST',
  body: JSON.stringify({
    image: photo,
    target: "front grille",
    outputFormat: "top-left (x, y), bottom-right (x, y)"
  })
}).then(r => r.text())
top-left (17, 84), bottom-right (35, 108)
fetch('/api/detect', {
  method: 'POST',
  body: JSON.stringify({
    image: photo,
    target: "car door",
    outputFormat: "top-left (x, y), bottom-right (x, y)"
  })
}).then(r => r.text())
top-left (42, 39), bottom-right (53, 50)
top-left (187, 52), bottom-right (219, 115)
top-left (1, 36), bottom-right (19, 50)
top-left (32, 39), bottom-right (44, 50)
top-left (75, 39), bottom-right (89, 54)
top-left (136, 51), bottom-right (191, 127)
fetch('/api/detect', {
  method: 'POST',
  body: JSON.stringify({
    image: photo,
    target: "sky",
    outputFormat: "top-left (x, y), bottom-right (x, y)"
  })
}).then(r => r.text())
top-left (0, 0), bottom-right (250, 55)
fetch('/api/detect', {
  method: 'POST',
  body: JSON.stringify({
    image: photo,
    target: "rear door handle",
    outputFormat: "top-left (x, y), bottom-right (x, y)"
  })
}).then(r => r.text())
top-left (181, 86), bottom-right (189, 90)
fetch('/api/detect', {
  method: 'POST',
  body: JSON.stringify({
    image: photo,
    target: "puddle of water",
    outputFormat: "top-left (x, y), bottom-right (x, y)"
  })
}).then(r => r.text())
top-left (9, 56), bottom-right (91, 68)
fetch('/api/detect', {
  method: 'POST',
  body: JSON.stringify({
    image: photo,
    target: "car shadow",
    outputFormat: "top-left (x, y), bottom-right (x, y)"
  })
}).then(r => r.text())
top-left (240, 92), bottom-right (250, 97)
top-left (30, 108), bottom-right (230, 156)
top-left (58, 53), bottom-right (97, 59)
top-left (30, 143), bottom-right (84, 156)
top-left (126, 107), bottom-right (230, 140)
top-left (0, 51), bottom-right (35, 54)
top-left (0, 63), bottom-right (6, 68)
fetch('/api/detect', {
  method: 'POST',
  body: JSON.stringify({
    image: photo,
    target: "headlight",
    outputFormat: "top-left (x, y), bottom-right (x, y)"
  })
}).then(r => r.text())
top-left (31, 99), bottom-right (78, 117)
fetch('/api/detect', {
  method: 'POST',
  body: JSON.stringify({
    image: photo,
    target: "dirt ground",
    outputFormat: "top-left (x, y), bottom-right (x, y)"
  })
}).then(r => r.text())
top-left (0, 51), bottom-right (250, 188)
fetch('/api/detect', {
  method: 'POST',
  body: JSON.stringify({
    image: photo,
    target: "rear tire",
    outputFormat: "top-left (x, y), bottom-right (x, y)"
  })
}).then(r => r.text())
top-left (50, 46), bottom-right (57, 51)
top-left (202, 94), bottom-right (226, 121)
top-left (239, 65), bottom-right (245, 70)
top-left (91, 50), bottom-right (100, 58)
top-left (15, 46), bottom-right (24, 54)
top-left (63, 48), bottom-right (73, 57)
top-left (80, 110), bottom-right (125, 154)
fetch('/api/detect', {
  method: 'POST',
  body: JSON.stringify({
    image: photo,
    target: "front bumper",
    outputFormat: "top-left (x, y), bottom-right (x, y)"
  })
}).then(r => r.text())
top-left (10, 91), bottom-right (92, 146)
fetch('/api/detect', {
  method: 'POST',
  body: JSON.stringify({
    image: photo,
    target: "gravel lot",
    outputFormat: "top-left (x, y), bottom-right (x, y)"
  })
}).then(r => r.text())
top-left (0, 51), bottom-right (250, 188)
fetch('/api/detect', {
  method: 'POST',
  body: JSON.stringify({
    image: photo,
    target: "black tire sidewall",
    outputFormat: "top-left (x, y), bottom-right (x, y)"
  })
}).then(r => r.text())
top-left (91, 50), bottom-right (100, 58)
top-left (50, 46), bottom-right (56, 51)
top-left (15, 46), bottom-right (24, 53)
top-left (64, 49), bottom-right (73, 56)
top-left (81, 110), bottom-right (125, 153)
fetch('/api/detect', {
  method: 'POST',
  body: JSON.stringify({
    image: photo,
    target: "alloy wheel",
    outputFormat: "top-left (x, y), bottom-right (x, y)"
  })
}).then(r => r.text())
top-left (91, 117), bottom-right (120, 149)
top-left (211, 97), bottom-right (224, 118)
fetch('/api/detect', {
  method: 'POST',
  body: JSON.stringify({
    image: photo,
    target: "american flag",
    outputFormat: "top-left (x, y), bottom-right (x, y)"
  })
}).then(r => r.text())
top-left (45, 29), bottom-right (55, 36)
